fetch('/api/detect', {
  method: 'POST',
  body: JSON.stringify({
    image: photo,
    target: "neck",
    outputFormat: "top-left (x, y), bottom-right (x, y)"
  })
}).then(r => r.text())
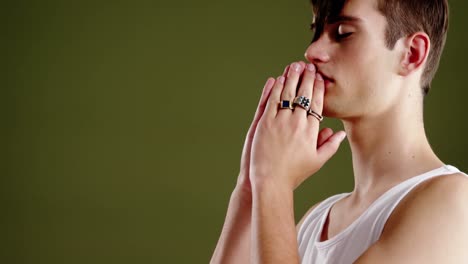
top-left (341, 97), bottom-right (444, 201)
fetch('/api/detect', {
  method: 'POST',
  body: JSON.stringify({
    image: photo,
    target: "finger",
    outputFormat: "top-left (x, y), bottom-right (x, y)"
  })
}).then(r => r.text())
top-left (317, 131), bottom-right (347, 164)
top-left (240, 78), bottom-right (275, 179)
top-left (294, 63), bottom-right (316, 119)
top-left (307, 73), bottom-right (325, 126)
top-left (317, 127), bottom-right (333, 147)
top-left (251, 77), bottom-right (275, 121)
top-left (297, 63), bottom-right (315, 99)
top-left (282, 65), bottom-right (290, 77)
top-left (249, 77), bottom-right (275, 131)
top-left (243, 77), bottom-right (274, 138)
top-left (265, 75), bottom-right (286, 118)
top-left (264, 63), bottom-right (295, 118)
top-left (278, 62), bottom-right (305, 117)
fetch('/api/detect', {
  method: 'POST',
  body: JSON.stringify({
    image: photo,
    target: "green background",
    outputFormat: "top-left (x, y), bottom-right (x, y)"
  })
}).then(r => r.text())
top-left (5, 0), bottom-right (468, 263)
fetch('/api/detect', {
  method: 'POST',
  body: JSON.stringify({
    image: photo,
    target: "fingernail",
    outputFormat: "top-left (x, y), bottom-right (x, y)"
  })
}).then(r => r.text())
top-left (340, 132), bottom-right (347, 141)
top-left (292, 62), bottom-right (301, 72)
top-left (278, 76), bottom-right (285, 84)
top-left (307, 64), bottom-right (315, 72)
top-left (316, 73), bottom-right (323, 81)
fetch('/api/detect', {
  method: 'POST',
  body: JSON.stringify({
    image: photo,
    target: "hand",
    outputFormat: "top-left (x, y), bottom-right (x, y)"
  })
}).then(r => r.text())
top-left (250, 61), bottom-right (347, 191)
top-left (236, 65), bottom-right (292, 194)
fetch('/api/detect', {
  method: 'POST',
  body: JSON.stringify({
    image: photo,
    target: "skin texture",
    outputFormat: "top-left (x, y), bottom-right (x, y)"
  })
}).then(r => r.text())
top-left (250, 62), bottom-right (346, 263)
top-left (209, 64), bottom-right (337, 264)
top-left (211, 0), bottom-right (468, 263)
top-left (250, 62), bottom-right (346, 191)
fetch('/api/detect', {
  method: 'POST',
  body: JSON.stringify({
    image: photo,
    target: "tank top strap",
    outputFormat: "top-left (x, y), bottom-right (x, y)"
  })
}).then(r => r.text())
top-left (445, 164), bottom-right (467, 177)
top-left (371, 164), bottom-right (465, 238)
top-left (297, 164), bottom-right (467, 264)
top-left (312, 192), bottom-right (351, 215)
top-left (297, 192), bottom-right (350, 242)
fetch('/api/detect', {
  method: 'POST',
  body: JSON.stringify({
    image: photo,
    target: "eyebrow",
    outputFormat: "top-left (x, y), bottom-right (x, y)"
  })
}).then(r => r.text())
top-left (328, 15), bottom-right (363, 24)
top-left (310, 15), bottom-right (363, 30)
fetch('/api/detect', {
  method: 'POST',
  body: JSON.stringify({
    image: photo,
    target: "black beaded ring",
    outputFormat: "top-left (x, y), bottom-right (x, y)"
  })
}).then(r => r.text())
top-left (293, 96), bottom-right (311, 111)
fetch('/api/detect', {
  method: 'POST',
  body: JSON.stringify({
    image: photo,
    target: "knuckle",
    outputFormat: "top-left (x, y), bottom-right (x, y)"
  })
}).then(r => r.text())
top-left (306, 124), bottom-right (316, 135)
top-left (299, 76), bottom-right (315, 91)
top-left (261, 118), bottom-right (273, 130)
top-left (310, 100), bottom-right (320, 111)
top-left (300, 78), bottom-right (314, 91)
top-left (286, 91), bottom-right (296, 99)
top-left (312, 90), bottom-right (323, 104)
top-left (315, 94), bottom-right (323, 106)
top-left (314, 78), bottom-right (324, 89)
top-left (291, 123), bottom-right (303, 136)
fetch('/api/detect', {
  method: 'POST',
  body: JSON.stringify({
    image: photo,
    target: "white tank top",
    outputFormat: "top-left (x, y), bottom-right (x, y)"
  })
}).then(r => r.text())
top-left (297, 164), bottom-right (467, 264)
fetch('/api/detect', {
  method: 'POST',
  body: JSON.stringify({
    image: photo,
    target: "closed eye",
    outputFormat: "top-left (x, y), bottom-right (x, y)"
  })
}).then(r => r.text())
top-left (336, 32), bottom-right (353, 40)
top-left (308, 23), bottom-right (353, 42)
top-left (336, 24), bottom-right (354, 41)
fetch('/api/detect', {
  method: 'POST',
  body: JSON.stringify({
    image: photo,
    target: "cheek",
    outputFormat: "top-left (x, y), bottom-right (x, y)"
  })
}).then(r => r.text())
top-left (347, 45), bottom-right (387, 87)
top-left (333, 38), bottom-right (392, 93)
top-left (335, 53), bottom-right (386, 111)
top-left (336, 51), bottom-right (375, 90)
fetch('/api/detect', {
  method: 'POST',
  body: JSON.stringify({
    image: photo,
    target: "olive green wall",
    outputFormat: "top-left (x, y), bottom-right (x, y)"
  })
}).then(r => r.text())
top-left (5, 0), bottom-right (468, 263)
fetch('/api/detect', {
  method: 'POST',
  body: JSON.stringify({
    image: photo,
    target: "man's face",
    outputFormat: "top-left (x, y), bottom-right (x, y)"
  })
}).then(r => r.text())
top-left (305, 0), bottom-right (402, 120)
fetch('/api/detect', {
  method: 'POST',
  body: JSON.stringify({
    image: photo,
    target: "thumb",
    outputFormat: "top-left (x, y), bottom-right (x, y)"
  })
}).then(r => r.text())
top-left (317, 131), bottom-right (347, 163)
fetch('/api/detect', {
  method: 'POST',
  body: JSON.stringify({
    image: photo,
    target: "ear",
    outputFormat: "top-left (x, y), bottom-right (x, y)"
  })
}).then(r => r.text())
top-left (399, 32), bottom-right (430, 76)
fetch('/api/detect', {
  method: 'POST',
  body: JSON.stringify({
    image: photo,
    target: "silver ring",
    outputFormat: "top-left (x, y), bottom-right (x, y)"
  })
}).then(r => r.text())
top-left (307, 109), bottom-right (324, 122)
top-left (279, 100), bottom-right (294, 110)
top-left (293, 96), bottom-right (311, 111)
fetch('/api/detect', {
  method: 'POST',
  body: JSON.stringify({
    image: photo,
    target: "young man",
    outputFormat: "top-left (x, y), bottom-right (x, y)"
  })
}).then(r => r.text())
top-left (210, 0), bottom-right (468, 263)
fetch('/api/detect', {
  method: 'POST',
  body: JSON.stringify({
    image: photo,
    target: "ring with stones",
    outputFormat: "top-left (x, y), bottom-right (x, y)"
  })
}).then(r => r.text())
top-left (279, 100), bottom-right (294, 110)
top-left (293, 96), bottom-right (311, 111)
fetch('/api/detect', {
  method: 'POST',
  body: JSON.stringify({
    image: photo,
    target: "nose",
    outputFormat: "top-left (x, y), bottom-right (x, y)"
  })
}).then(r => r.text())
top-left (304, 37), bottom-right (331, 64)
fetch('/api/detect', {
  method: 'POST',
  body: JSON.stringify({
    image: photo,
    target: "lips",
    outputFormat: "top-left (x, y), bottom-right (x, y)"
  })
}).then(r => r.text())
top-left (297, 67), bottom-right (334, 88)
top-left (317, 70), bottom-right (333, 82)
top-left (316, 70), bottom-right (333, 90)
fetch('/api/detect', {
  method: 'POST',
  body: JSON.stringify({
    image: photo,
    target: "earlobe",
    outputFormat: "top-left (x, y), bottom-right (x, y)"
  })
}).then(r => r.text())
top-left (398, 32), bottom-right (430, 76)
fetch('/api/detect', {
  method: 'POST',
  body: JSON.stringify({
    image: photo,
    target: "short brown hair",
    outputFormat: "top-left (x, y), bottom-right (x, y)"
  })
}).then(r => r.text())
top-left (310, 0), bottom-right (449, 96)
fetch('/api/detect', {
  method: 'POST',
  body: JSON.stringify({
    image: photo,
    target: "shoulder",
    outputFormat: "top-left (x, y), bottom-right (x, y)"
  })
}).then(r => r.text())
top-left (415, 171), bottom-right (468, 193)
top-left (385, 172), bottom-right (468, 232)
top-left (378, 172), bottom-right (468, 261)
top-left (390, 172), bottom-right (468, 221)
top-left (355, 173), bottom-right (468, 263)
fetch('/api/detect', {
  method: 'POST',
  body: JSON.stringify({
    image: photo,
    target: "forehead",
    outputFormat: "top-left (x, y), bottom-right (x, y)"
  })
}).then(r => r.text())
top-left (341, 0), bottom-right (379, 20)
top-left (312, 0), bottom-right (383, 25)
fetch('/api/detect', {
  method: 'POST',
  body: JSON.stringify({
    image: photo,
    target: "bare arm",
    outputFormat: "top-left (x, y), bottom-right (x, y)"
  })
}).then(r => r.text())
top-left (210, 185), bottom-right (252, 264)
top-left (248, 61), bottom-right (346, 263)
top-left (210, 65), bottom-right (291, 263)
top-left (251, 182), bottom-right (300, 264)
top-left (210, 180), bottom-right (322, 264)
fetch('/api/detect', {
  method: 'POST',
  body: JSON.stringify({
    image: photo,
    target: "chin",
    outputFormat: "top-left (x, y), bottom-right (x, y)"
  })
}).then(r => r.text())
top-left (322, 96), bottom-right (346, 119)
top-left (322, 105), bottom-right (338, 118)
